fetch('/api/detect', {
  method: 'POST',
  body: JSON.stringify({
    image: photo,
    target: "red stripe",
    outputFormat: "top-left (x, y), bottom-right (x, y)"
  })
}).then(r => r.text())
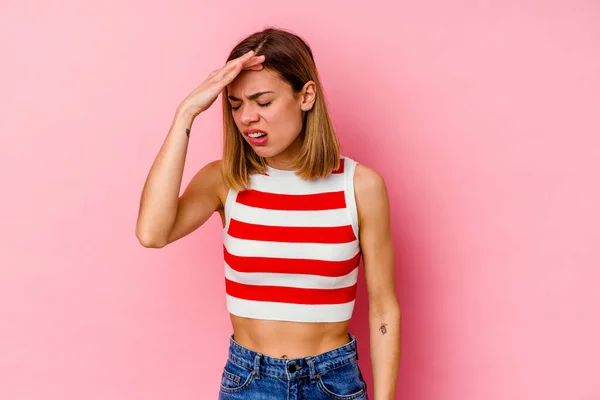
top-left (236, 190), bottom-right (346, 211)
top-left (333, 158), bottom-right (345, 174)
top-left (225, 279), bottom-right (357, 305)
top-left (224, 246), bottom-right (361, 277)
top-left (228, 219), bottom-right (356, 244)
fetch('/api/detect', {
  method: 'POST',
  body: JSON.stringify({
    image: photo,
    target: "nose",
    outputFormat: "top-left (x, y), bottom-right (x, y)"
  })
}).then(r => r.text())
top-left (239, 106), bottom-right (260, 125)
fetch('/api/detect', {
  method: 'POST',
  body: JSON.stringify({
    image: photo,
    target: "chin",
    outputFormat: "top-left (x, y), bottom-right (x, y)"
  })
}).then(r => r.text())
top-left (251, 146), bottom-right (281, 159)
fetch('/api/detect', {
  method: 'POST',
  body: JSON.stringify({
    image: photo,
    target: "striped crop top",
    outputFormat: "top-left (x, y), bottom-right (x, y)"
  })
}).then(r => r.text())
top-left (222, 156), bottom-right (362, 323)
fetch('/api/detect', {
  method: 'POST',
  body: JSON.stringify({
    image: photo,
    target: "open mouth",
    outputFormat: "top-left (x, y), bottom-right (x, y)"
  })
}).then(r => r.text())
top-left (247, 131), bottom-right (267, 139)
top-left (244, 130), bottom-right (269, 145)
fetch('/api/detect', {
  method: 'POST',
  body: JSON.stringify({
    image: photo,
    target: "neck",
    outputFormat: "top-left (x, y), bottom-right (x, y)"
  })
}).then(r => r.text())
top-left (265, 155), bottom-right (296, 170)
top-left (265, 133), bottom-right (304, 170)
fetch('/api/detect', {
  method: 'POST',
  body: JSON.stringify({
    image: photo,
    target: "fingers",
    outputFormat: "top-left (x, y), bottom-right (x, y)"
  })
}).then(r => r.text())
top-left (217, 58), bottom-right (265, 84)
top-left (220, 50), bottom-right (254, 69)
top-left (243, 51), bottom-right (264, 64)
top-left (225, 50), bottom-right (256, 70)
top-left (243, 55), bottom-right (265, 69)
top-left (236, 49), bottom-right (257, 63)
top-left (228, 54), bottom-right (264, 73)
top-left (227, 50), bottom-right (265, 71)
top-left (220, 62), bottom-right (245, 84)
top-left (213, 61), bottom-right (241, 82)
top-left (211, 50), bottom-right (266, 88)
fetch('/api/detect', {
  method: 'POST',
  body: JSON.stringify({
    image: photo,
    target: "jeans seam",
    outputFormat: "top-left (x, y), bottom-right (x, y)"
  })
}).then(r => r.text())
top-left (320, 356), bottom-right (358, 375)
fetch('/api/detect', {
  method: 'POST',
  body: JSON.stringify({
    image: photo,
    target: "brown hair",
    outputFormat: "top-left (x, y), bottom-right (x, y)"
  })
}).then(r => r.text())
top-left (221, 27), bottom-right (340, 191)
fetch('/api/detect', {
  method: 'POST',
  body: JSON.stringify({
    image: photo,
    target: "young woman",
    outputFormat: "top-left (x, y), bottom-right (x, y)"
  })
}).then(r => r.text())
top-left (136, 28), bottom-right (401, 400)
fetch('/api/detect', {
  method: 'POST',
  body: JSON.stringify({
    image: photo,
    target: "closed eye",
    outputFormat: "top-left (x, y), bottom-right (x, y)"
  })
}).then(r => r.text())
top-left (231, 101), bottom-right (272, 111)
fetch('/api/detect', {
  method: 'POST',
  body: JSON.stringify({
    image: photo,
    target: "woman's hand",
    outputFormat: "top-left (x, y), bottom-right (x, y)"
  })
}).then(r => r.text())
top-left (177, 50), bottom-right (265, 120)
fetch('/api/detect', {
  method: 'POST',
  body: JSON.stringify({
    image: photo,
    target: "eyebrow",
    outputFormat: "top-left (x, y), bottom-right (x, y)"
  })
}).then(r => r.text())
top-left (228, 91), bottom-right (274, 101)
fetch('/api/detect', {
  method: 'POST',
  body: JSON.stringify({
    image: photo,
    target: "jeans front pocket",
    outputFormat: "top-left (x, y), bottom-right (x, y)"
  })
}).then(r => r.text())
top-left (317, 360), bottom-right (367, 400)
top-left (219, 358), bottom-right (255, 394)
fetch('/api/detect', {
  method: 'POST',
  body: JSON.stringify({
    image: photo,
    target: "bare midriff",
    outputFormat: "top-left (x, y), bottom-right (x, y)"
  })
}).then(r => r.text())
top-left (230, 314), bottom-right (351, 359)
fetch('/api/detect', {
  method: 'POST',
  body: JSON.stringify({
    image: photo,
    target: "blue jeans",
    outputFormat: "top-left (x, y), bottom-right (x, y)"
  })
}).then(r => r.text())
top-left (217, 332), bottom-right (369, 399)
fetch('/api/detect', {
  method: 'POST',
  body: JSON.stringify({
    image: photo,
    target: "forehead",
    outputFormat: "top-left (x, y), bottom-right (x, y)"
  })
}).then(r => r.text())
top-left (227, 69), bottom-right (291, 97)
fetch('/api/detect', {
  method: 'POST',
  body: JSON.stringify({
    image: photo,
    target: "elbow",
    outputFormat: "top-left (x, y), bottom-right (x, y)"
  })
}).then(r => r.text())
top-left (137, 233), bottom-right (167, 248)
top-left (135, 226), bottom-right (168, 248)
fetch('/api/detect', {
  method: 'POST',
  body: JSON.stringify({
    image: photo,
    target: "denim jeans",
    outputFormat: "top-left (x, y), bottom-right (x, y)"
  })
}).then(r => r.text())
top-left (217, 332), bottom-right (369, 399)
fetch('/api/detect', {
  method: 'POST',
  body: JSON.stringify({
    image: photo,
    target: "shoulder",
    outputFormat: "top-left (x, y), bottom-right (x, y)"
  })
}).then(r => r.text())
top-left (192, 159), bottom-right (223, 185)
top-left (353, 162), bottom-right (387, 197)
top-left (205, 159), bottom-right (223, 176)
top-left (186, 159), bottom-right (228, 203)
top-left (351, 162), bottom-right (390, 223)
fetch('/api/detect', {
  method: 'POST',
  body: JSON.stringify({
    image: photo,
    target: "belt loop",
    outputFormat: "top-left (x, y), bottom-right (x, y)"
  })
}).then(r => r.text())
top-left (253, 353), bottom-right (262, 380)
top-left (306, 356), bottom-right (318, 383)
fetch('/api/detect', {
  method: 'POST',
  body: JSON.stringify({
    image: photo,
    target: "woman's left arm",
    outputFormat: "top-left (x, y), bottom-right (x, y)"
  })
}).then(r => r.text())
top-left (354, 164), bottom-right (401, 400)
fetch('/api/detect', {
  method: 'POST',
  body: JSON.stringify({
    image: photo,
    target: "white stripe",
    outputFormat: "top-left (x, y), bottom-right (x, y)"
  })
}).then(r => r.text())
top-left (224, 234), bottom-right (360, 261)
top-left (226, 295), bottom-right (355, 323)
top-left (232, 203), bottom-right (351, 227)
top-left (342, 157), bottom-right (360, 238)
top-left (223, 189), bottom-right (237, 233)
top-left (249, 173), bottom-right (345, 194)
top-left (225, 262), bottom-right (358, 289)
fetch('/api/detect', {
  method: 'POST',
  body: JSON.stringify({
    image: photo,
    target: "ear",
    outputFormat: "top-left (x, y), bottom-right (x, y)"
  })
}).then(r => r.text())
top-left (299, 81), bottom-right (317, 111)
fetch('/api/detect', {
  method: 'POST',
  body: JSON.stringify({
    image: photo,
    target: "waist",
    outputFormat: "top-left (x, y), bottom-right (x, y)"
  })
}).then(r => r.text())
top-left (230, 315), bottom-right (350, 358)
top-left (226, 331), bottom-right (360, 379)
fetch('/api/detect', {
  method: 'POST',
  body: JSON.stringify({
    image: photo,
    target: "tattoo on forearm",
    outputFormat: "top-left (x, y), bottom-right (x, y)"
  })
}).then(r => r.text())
top-left (185, 128), bottom-right (190, 138)
top-left (379, 323), bottom-right (388, 335)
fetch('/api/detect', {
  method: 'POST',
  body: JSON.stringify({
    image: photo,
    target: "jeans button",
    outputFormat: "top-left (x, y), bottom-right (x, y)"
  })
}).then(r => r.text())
top-left (288, 364), bottom-right (296, 373)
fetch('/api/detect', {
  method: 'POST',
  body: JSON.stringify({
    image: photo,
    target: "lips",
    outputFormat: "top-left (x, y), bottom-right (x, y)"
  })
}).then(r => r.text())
top-left (242, 128), bottom-right (268, 146)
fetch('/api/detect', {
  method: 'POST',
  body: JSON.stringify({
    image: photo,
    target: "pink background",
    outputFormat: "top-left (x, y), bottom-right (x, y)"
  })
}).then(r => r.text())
top-left (2, 0), bottom-right (599, 399)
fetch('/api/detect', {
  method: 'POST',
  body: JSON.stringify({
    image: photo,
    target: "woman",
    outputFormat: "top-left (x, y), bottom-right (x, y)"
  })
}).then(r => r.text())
top-left (136, 28), bottom-right (401, 400)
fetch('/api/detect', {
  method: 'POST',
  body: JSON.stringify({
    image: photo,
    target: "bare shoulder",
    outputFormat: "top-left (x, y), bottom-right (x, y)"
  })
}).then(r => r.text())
top-left (187, 159), bottom-right (224, 187)
top-left (182, 159), bottom-right (227, 207)
top-left (201, 159), bottom-right (223, 177)
top-left (353, 163), bottom-right (390, 225)
top-left (354, 163), bottom-right (388, 198)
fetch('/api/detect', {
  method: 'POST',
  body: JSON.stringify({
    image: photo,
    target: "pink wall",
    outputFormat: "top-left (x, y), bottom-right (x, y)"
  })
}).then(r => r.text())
top-left (2, 0), bottom-right (599, 399)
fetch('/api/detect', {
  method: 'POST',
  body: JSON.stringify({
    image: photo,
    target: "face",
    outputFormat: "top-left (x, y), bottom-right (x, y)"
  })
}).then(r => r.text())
top-left (227, 69), bottom-right (316, 164)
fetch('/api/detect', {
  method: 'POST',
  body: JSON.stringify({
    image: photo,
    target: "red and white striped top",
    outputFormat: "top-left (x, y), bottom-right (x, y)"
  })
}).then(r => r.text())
top-left (222, 156), bottom-right (362, 323)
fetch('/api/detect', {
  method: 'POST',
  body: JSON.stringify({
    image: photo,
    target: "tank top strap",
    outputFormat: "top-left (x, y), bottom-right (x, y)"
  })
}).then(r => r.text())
top-left (342, 156), bottom-right (360, 238)
top-left (223, 187), bottom-right (237, 233)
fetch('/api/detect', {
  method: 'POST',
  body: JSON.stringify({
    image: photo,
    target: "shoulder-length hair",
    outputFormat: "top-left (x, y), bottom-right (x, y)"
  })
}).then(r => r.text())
top-left (221, 27), bottom-right (340, 191)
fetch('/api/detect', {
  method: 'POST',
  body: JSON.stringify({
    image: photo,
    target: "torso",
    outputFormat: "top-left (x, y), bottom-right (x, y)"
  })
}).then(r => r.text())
top-left (230, 316), bottom-right (350, 358)
top-left (213, 161), bottom-right (357, 358)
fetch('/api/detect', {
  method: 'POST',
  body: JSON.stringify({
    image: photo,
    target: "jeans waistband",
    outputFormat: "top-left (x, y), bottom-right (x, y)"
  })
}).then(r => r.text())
top-left (226, 332), bottom-right (360, 381)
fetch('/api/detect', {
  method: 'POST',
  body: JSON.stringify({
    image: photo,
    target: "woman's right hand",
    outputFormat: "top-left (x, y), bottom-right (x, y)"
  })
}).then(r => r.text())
top-left (177, 50), bottom-right (265, 120)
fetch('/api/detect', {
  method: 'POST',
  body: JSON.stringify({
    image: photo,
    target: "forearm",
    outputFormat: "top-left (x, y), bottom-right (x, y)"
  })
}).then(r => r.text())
top-left (369, 304), bottom-right (401, 400)
top-left (136, 110), bottom-right (193, 247)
